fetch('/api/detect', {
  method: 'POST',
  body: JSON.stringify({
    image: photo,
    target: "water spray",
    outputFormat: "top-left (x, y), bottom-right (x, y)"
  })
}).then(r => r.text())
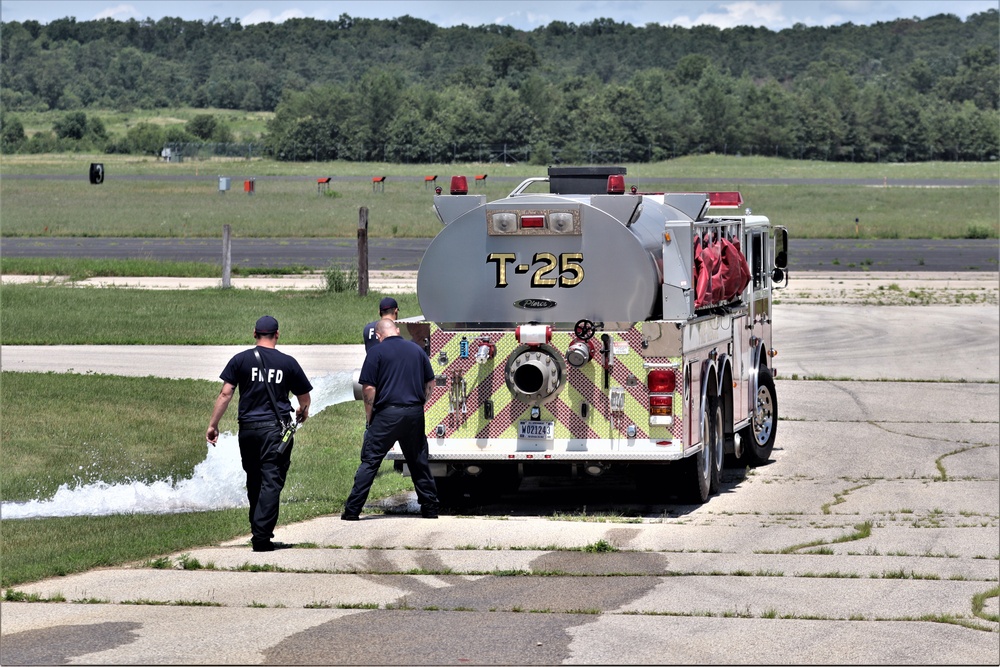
top-left (1, 371), bottom-right (356, 520)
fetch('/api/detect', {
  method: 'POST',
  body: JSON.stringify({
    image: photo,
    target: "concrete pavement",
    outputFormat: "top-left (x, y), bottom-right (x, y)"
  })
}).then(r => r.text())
top-left (0, 269), bottom-right (418, 293)
top-left (1, 271), bottom-right (998, 664)
top-left (0, 344), bottom-right (367, 382)
top-left (4, 382), bottom-right (998, 665)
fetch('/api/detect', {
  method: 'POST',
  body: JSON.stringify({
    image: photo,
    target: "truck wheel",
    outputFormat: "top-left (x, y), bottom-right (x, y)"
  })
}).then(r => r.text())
top-left (709, 398), bottom-right (724, 494)
top-left (679, 402), bottom-right (716, 504)
top-left (739, 367), bottom-right (777, 466)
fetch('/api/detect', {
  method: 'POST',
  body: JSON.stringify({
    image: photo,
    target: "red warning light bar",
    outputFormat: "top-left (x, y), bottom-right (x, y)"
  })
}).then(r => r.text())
top-left (707, 191), bottom-right (743, 208)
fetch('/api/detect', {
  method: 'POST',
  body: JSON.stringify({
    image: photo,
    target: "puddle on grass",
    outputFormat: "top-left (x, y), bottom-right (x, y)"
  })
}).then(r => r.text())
top-left (1, 372), bottom-right (357, 519)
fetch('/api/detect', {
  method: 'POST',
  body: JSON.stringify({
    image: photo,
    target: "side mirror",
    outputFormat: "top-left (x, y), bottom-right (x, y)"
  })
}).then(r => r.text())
top-left (774, 227), bottom-right (788, 269)
top-left (771, 267), bottom-right (785, 283)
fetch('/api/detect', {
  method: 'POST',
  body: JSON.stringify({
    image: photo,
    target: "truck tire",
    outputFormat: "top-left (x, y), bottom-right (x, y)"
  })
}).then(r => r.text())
top-left (739, 366), bottom-right (777, 466)
top-left (709, 397), bottom-right (724, 494)
top-left (679, 400), bottom-right (717, 504)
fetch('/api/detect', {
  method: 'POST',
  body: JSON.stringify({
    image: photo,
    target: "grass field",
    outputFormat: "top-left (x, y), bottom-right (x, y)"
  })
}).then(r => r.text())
top-left (0, 372), bottom-right (410, 587)
top-left (0, 284), bottom-right (408, 344)
top-left (2, 154), bottom-right (997, 239)
top-left (0, 258), bottom-right (314, 280)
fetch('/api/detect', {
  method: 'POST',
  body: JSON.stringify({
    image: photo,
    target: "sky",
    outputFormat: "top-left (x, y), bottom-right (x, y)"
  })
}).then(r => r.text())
top-left (1, 1), bottom-right (997, 31)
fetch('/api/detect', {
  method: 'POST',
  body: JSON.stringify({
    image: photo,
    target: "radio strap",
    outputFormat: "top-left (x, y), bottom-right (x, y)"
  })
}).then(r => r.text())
top-left (253, 348), bottom-right (297, 453)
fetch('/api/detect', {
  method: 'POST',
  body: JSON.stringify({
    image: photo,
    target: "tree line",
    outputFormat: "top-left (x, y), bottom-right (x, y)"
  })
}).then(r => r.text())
top-left (1, 11), bottom-right (997, 162)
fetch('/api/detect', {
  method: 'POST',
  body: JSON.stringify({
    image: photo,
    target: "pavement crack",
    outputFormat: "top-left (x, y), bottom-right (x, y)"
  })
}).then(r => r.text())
top-left (932, 443), bottom-right (999, 482)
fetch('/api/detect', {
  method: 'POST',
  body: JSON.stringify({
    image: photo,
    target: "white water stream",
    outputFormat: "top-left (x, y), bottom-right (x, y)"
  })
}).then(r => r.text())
top-left (1, 371), bottom-right (357, 520)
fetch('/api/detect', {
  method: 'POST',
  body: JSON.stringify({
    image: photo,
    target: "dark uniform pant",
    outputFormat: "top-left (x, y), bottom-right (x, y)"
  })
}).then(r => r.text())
top-left (344, 405), bottom-right (438, 516)
top-left (238, 424), bottom-right (292, 545)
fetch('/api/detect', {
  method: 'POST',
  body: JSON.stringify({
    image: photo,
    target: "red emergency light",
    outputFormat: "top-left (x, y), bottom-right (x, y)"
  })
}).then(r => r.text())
top-left (707, 191), bottom-right (743, 208)
top-left (521, 215), bottom-right (545, 229)
top-left (450, 176), bottom-right (468, 195)
top-left (647, 369), bottom-right (676, 393)
top-left (607, 174), bottom-right (626, 194)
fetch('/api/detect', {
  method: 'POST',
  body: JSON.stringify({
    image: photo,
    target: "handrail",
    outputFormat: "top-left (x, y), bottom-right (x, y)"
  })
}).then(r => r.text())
top-left (507, 177), bottom-right (549, 196)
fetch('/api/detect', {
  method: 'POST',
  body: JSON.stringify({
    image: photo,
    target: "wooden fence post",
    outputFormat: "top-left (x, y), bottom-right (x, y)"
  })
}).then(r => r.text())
top-left (358, 207), bottom-right (369, 296)
top-left (222, 224), bottom-right (232, 289)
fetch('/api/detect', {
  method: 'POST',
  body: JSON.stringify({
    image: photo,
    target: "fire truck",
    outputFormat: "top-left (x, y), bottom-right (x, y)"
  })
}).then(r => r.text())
top-left (382, 166), bottom-right (788, 505)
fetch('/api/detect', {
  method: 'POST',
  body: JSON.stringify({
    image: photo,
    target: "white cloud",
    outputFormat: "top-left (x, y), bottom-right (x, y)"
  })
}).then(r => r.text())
top-left (525, 11), bottom-right (553, 25)
top-left (91, 4), bottom-right (141, 21)
top-left (241, 7), bottom-right (308, 25)
top-left (664, 1), bottom-right (792, 29)
top-left (483, 9), bottom-right (554, 28)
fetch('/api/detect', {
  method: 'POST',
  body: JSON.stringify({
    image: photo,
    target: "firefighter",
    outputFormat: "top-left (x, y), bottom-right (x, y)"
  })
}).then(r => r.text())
top-left (206, 315), bottom-right (313, 551)
top-left (363, 297), bottom-right (399, 352)
top-left (343, 318), bottom-right (439, 520)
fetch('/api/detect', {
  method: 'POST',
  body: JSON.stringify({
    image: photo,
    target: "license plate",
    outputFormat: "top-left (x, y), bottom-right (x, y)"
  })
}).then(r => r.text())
top-left (518, 420), bottom-right (554, 440)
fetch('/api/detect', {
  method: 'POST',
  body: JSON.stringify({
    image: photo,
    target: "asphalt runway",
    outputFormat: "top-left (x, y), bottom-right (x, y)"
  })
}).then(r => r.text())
top-left (2, 236), bottom-right (998, 272)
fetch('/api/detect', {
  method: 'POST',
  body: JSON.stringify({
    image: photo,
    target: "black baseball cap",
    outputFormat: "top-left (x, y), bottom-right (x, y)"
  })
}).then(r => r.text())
top-left (379, 297), bottom-right (398, 311)
top-left (254, 315), bottom-right (279, 335)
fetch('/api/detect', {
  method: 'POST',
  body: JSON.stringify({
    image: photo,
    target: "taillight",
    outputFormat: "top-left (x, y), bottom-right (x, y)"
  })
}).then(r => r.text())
top-left (649, 395), bottom-right (673, 416)
top-left (647, 369), bottom-right (676, 393)
top-left (521, 215), bottom-right (545, 229)
top-left (648, 370), bottom-right (675, 419)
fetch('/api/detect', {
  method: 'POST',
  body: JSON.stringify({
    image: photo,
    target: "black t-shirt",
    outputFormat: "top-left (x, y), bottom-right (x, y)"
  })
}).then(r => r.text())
top-left (220, 346), bottom-right (313, 423)
top-left (358, 336), bottom-right (434, 409)
top-left (363, 320), bottom-right (379, 351)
